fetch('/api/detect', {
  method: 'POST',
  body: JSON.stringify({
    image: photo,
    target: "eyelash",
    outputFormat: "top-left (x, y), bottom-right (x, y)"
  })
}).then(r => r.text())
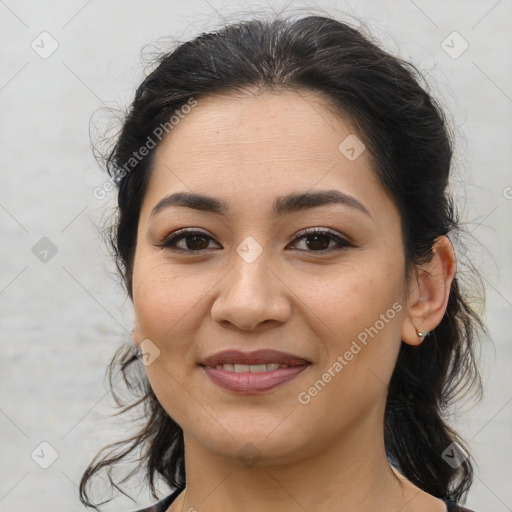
top-left (156, 227), bottom-right (354, 254)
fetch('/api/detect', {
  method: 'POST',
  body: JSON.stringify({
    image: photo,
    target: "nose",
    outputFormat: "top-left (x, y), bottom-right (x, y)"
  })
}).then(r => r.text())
top-left (210, 251), bottom-right (292, 331)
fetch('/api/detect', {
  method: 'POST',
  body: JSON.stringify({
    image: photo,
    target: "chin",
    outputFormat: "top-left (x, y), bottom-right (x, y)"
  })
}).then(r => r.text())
top-left (191, 419), bottom-right (311, 466)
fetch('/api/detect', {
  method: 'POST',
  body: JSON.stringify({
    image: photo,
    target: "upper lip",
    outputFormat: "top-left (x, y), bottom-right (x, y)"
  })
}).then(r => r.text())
top-left (201, 349), bottom-right (311, 367)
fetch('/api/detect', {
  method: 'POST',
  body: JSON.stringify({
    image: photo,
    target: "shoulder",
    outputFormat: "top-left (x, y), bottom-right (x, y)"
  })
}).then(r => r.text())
top-left (131, 487), bottom-right (184, 512)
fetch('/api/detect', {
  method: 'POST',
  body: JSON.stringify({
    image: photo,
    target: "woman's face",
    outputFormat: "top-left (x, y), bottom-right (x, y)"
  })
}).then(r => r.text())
top-left (131, 90), bottom-right (411, 464)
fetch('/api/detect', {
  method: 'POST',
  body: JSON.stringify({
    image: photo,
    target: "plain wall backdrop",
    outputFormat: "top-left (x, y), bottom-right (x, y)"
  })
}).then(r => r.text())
top-left (1, 0), bottom-right (511, 510)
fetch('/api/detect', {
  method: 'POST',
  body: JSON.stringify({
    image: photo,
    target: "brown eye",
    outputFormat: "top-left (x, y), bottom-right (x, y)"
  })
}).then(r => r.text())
top-left (156, 227), bottom-right (353, 254)
top-left (180, 234), bottom-right (210, 251)
top-left (303, 233), bottom-right (332, 251)
top-left (289, 228), bottom-right (353, 253)
top-left (156, 229), bottom-right (220, 252)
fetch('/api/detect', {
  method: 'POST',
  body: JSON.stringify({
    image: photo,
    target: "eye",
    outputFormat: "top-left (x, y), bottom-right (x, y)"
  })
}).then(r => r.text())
top-left (288, 227), bottom-right (354, 252)
top-left (156, 228), bottom-right (220, 253)
top-left (156, 227), bottom-right (354, 254)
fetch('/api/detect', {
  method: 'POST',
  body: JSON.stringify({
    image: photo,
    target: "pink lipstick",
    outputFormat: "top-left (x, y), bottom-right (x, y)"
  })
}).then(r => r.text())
top-left (200, 349), bottom-right (311, 393)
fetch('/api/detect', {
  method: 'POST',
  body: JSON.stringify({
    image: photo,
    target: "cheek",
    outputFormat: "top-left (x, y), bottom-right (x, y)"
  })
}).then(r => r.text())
top-left (291, 257), bottom-right (404, 385)
top-left (131, 257), bottom-right (206, 425)
top-left (292, 258), bottom-right (403, 331)
top-left (132, 256), bottom-right (206, 341)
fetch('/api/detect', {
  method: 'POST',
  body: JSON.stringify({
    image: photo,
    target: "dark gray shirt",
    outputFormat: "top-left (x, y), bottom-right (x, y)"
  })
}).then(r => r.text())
top-left (133, 488), bottom-right (477, 512)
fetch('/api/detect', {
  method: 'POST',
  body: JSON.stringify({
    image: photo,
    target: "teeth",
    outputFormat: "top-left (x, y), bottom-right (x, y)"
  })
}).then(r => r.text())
top-left (217, 363), bottom-right (234, 371)
top-left (214, 363), bottom-right (284, 372)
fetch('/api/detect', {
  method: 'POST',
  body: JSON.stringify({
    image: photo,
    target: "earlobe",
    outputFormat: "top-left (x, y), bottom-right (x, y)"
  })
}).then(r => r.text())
top-left (131, 318), bottom-right (142, 345)
top-left (401, 235), bottom-right (456, 347)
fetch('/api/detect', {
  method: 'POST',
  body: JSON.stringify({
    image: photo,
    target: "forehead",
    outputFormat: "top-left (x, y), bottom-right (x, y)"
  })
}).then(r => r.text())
top-left (142, 89), bottom-right (391, 221)
top-left (155, 90), bottom-right (360, 172)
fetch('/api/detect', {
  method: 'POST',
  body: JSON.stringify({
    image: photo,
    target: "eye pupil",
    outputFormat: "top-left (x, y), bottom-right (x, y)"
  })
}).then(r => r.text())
top-left (187, 235), bottom-right (209, 250)
top-left (306, 234), bottom-right (331, 251)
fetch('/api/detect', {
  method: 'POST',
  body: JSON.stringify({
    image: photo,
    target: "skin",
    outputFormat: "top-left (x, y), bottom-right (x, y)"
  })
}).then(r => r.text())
top-left (131, 89), bottom-right (456, 512)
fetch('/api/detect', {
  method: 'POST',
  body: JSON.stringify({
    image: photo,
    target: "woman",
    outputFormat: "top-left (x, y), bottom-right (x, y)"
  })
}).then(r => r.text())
top-left (80, 13), bottom-right (484, 512)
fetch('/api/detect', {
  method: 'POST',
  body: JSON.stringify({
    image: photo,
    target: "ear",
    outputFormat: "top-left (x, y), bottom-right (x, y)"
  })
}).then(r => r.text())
top-left (131, 317), bottom-right (143, 345)
top-left (401, 235), bottom-right (456, 346)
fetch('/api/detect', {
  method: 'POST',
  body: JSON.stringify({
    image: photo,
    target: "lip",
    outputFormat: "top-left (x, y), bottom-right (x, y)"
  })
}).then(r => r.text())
top-left (200, 349), bottom-right (311, 367)
top-left (199, 349), bottom-right (311, 394)
top-left (202, 365), bottom-right (310, 393)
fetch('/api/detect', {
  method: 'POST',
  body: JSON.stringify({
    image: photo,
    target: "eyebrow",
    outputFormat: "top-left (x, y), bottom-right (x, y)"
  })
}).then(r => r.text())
top-left (150, 189), bottom-right (371, 219)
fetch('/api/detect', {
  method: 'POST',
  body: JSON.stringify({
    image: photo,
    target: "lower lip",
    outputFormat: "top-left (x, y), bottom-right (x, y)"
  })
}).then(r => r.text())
top-left (202, 365), bottom-right (310, 393)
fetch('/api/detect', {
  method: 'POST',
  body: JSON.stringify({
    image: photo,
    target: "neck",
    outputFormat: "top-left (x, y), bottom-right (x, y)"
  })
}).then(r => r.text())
top-left (177, 407), bottom-right (411, 512)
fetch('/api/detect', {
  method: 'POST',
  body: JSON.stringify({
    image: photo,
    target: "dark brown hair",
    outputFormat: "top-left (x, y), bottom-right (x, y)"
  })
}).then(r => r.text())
top-left (80, 12), bottom-right (485, 510)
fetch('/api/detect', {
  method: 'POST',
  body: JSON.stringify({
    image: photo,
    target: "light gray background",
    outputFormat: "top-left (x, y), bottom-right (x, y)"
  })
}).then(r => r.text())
top-left (1, 1), bottom-right (511, 511)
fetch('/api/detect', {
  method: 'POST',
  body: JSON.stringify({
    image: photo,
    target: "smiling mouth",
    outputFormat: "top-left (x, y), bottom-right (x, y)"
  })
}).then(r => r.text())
top-left (211, 363), bottom-right (298, 372)
top-left (201, 364), bottom-right (310, 393)
top-left (198, 349), bottom-right (312, 393)
top-left (200, 348), bottom-right (311, 368)
top-left (200, 356), bottom-right (311, 393)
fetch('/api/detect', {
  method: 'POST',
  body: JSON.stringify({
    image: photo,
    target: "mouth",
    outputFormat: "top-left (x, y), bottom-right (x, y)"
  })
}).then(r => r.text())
top-left (199, 349), bottom-right (311, 393)
top-left (210, 362), bottom-right (295, 372)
